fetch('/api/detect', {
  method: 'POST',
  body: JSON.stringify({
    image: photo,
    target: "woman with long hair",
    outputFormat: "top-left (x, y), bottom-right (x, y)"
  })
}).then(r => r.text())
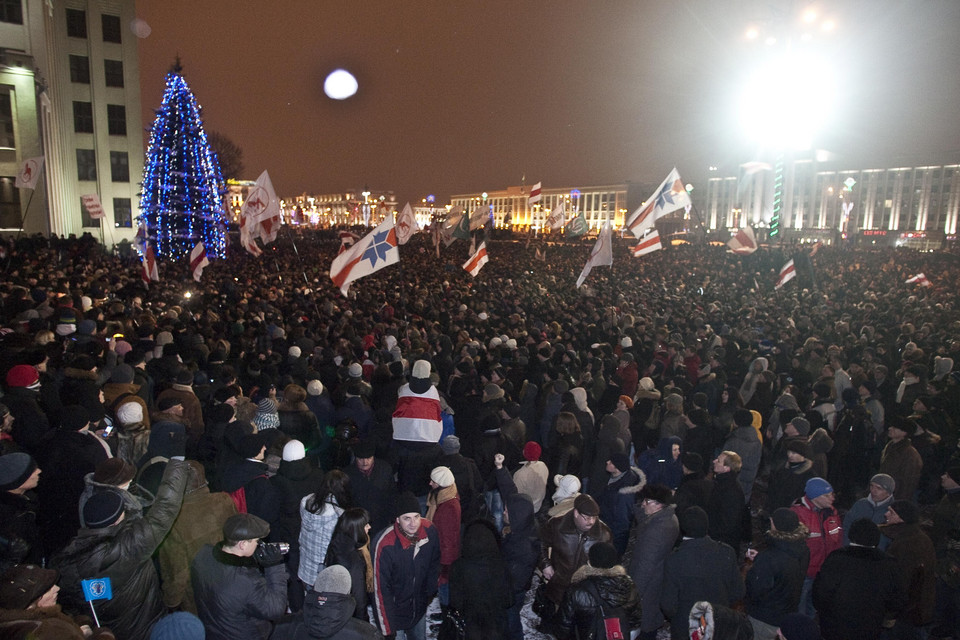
top-left (298, 469), bottom-right (352, 589)
top-left (324, 507), bottom-right (373, 621)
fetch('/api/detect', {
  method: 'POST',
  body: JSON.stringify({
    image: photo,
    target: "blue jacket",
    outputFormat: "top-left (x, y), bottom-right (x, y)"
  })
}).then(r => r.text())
top-left (372, 518), bottom-right (441, 635)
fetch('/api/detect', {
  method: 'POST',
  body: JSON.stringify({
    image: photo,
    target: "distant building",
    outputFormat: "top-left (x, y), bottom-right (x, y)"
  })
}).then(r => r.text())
top-left (0, 0), bottom-right (144, 241)
top-left (703, 159), bottom-right (960, 250)
top-left (280, 188), bottom-right (398, 227)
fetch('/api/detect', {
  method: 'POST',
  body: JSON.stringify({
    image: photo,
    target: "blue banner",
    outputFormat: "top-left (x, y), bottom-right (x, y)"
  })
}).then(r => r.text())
top-left (81, 577), bottom-right (112, 602)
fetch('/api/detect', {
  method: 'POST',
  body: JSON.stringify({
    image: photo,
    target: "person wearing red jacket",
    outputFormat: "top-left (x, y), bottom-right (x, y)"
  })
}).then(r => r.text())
top-left (790, 476), bottom-right (842, 617)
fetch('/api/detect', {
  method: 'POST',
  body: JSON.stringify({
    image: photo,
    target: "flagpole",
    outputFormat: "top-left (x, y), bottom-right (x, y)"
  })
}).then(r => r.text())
top-left (88, 601), bottom-right (101, 628)
top-left (5, 187), bottom-right (39, 274)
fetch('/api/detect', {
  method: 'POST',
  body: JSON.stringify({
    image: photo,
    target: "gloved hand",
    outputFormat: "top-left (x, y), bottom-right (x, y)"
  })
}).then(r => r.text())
top-left (253, 542), bottom-right (286, 567)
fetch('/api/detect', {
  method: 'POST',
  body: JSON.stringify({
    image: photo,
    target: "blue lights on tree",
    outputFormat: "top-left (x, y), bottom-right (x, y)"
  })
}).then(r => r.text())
top-left (139, 64), bottom-right (227, 260)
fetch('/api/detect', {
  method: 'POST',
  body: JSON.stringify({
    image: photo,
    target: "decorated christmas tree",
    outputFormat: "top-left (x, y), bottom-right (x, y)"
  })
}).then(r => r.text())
top-left (139, 62), bottom-right (228, 260)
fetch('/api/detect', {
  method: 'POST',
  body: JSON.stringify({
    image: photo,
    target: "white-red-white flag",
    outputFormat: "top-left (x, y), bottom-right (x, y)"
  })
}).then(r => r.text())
top-left (633, 230), bottom-right (663, 257)
top-left (576, 221), bottom-right (613, 288)
top-left (462, 241), bottom-right (489, 277)
top-left (141, 244), bottom-right (159, 286)
top-left (727, 226), bottom-right (757, 255)
top-left (528, 182), bottom-right (542, 207)
top-left (190, 242), bottom-right (209, 282)
top-left (239, 212), bottom-right (263, 257)
top-left (240, 171), bottom-right (281, 245)
top-left (329, 216), bottom-right (400, 296)
top-left (80, 194), bottom-right (105, 219)
top-left (625, 168), bottom-right (691, 238)
top-left (905, 273), bottom-right (932, 287)
top-left (395, 202), bottom-right (418, 245)
top-left (338, 231), bottom-right (361, 255)
top-left (546, 201), bottom-right (567, 230)
top-left (775, 259), bottom-right (796, 290)
top-left (15, 156), bottom-right (44, 190)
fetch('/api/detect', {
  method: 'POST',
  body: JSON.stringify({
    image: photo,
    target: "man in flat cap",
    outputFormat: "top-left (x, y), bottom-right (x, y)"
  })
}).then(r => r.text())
top-left (191, 512), bottom-right (288, 640)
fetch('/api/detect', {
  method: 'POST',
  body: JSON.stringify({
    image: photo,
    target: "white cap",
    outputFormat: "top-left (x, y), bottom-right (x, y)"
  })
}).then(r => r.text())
top-left (430, 466), bottom-right (455, 487)
top-left (116, 402), bottom-right (143, 425)
top-left (282, 439), bottom-right (306, 462)
top-left (552, 474), bottom-right (581, 502)
top-left (306, 380), bottom-right (324, 396)
top-left (288, 346), bottom-right (302, 358)
top-left (412, 359), bottom-right (431, 379)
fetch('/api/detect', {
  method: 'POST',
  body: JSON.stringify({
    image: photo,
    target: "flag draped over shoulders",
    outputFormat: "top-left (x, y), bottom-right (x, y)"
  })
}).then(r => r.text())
top-left (392, 384), bottom-right (442, 442)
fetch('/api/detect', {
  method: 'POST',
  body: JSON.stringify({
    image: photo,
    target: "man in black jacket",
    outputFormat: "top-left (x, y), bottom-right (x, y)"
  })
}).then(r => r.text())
top-left (745, 508), bottom-right (810, 640)
top-left (813, 518), bottom-right (904, 640)
top-left (706, 450), bottom-right (746, 553)
top-left (192, 513), bottom-right (288, 640)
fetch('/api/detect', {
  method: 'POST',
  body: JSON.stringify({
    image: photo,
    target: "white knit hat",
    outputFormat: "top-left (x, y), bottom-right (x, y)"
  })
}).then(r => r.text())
top-left (282, 439), bottom-right (306, 462)
top-left (116, 402), bottom-right (143, 425)
top-left (412, 360), bottom-right (431, 379)
top-left (430, 466), bottom-right (455, 488)
top-left (306, 380), bottom-right (324, 396)
top-left (288, 346), bottom-right (302, 358)
top-left (552, 474), bottom-right (581, 502)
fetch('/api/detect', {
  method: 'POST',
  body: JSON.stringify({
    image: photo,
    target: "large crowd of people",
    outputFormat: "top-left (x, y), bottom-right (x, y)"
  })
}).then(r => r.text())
top-left (1, 227), bottom-right (959, 640)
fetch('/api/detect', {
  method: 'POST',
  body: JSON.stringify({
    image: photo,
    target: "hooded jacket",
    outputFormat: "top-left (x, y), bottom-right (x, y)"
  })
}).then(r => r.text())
top-left (558, 564), bottom-right (643, 640)
top-left (745, 523), bottom-right (810, 626)
top-left (596, 467), bottom-right (645, 555)
top-left (274, 588), bottom-right (382, 639)
top-left (637, 436), bottom-right (683, 489)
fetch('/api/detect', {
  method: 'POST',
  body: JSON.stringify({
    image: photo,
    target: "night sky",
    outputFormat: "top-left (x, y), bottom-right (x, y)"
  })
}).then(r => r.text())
top-left (137, 0), bottom-right (960, 205)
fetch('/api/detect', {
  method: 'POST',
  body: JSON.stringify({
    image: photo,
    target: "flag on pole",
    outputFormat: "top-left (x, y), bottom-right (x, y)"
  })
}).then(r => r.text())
top-left (190, 242), bottom-right (209, 282)
top-left (566, 212), bottom-right (588, 238)
top-left (239, 212), bottom-right (263, 257)
top-left (329, 215), bottom-right (400, 296)
top-left (452, 209), bottom-right (472, 240)
top-left (338, 231), bottom-right (361, 255)
top-left (775, 259), bottom-right (796, 290)
top-left (528, 182), bottom-right (542, 207)
top-left (240, 171), bottom-right (281, 245)
top-left (395, 202), bottom-right (418, 245)
top-left (15, 156), bottom-right (44, 190)
top-left (546, 201), bottom-right (567, 230)
top-left (625, 168), bottom-right (691, 238)
top-left (809, 240), bottom-right (823, 257)
top-left (141, 244), bottom-right (159, 286)
top-left (633, 230), bottom-right (663, 257)
top-left (440, 206), bottom-right (464, 246)
top-left (462, 241), bottom-right (488, 277)
top-left (469, 204), bottom-right (491, 230)
top-left (81, 577), bottom-right (113, 602)
top-left (905, 273), bottom-right (931, 287)
top-left (576, 221), bottom-right (613, 288)
top-left (135, 218), bottom-right (148, 252)
top-left (727, 226), bottom-right (757, 255)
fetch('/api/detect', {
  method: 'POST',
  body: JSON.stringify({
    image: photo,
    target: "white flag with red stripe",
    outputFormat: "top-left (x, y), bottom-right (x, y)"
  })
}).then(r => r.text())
top-left (329, 215), bottom-right (400, 296)
top-left (905, 273), bottom-right (931, 287)
top-left (395, 202), bottom-right (418, 245)
top-left (141, 244), bottom-right (159, 286)
top-left (625, 168), bottom-right (691, 238)
top-left (528, 181), bottom-right (542, 206)
top-left (633, 230), bottom-right (663, 257)
top-left (462, 241), bottom-right (489, 277)
top-left (190, 242), bottom-right (209, 282)
top-left (338, 231), bottom-right (361, 255)
top-left (391, 384), bottom-right (443, 442)
top-left (775, 259), bottom-right (796, 289)
top-left (727, 226), bottom-right (757, 254)
top-left (239, 212), bottom-right (263, 256)
top-left (576, 221), bottom-right (613, 288)
top-left (546, 201), bottom-right (567, 230)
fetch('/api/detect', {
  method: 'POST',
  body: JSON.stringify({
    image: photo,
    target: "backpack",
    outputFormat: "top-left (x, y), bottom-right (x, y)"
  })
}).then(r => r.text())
top-left (228, 475), bottom-right (267, 513)
top-left (586, 581), bottom-right (630, 640)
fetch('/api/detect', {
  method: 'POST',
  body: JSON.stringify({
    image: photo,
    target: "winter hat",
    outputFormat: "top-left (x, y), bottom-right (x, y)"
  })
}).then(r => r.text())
top-left (0, 453), bottom-right (37, 492)
top-left (505, 338), bottom-right (517, 350)
top-left (352, 440), bottom-right (376, 459)
top-left (150, 612), bottom-right (206, 640)
top-left (282, 439), bottom-right (306, 462)
top-left (430, 466), bottom-right (455, 488)
top-left (665, 393), bottom-right (684, 408)
top-left (77, 319), bottom-right (97, 335)
top-left (679, 506), bottom-right (709, 538)
top-left (640, 483), bottom-right (674, 506)
top-left (588, 542), bottom-right (619, 569)
top-left (553, 474), bottom-right (581, 502)
top-left (788, 416), bottom-right (811, 437)
top-left (870, 473), bottom-right (896, 495)
top-left (314, 564), bottom-right (352, 595)
top-left (116, 402), bottom-right (144, 426)
top-left (254, 398), bottom-right (280, 431)
top-left (93, 458), bottom-right (135, 486)
top-left (609, 452), bottom-right (631, 474)
top-left (523, 441), bottom-right (542, 462)
top-left (110, 364), bottom-right (135, 384)
top-left (785, 439), bottom-right (811, 459)
top-left (848, 518), bottom-right (881, 547)
top-left (5, 364), bottom-right (39, 389)
top-left (681, 452), bottom-right (703, 473)
top-left (441, 435), bottom-right (461, 454)
top-left (348, 362), bottom-right (363, 378)
top-left (82, 489), bottom-right (125, 528)
top-left (306, 379), bottom-right (324, 396)
top-left (638, 377), bottom-right (655, 392)
top-left (804, 477), bottom-right (833, 499)
top-left (238, 432), bottom-right (268, 459)
top-left (396, 491), bottom-right (422, 518)
top-left (772, 507), bottom-right (800, 533)
top-left (60, 406), bottom-right (92, 432)
top-left (733, 409), bottom-right (754, 427)
top-left (288, 346), bottom-right (302, 358)
top-left (0, 564), bottom-right (59, 609)
top-left (483, 383), bottom-right (505, 403)
top-left (573, 494), bottom-right (600, 517)
top-left (115, 340), bottom-right (133, 356)
top-left (889, 499), bottom-right (920, 524)
top-left (157, 397), bottom-right (183, 412)
top-left (618, 395), bottom-right (634, 409)
top-left (410, 360), bottom-right (430, 379)
top-left (778, 613), bottom-right (820, 640)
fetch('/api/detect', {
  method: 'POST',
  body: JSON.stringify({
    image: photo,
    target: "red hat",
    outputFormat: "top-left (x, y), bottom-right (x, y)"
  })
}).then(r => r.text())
top-left (5, 365), bottom-right (39, 389)
top-left (523, 441), bottom-right (542, 462)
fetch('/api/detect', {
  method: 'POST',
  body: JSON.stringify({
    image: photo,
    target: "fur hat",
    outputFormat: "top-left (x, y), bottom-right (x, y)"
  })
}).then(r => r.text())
top-left (288, 346), bottom-right (302, 358)
top-left (306, 380), bottom-right (324, 396)
top-left (430, 466), bottom-right (455, 488)
top-left (93, 458), bottom-right (135, 486)
top-left (0, 453), bottom-right (37, 492)
top-left (0, 564), bottom-right (59, 609)
top-left (82, 489), bottom-right (125, 528)
top-left (638, 377), bottom-right (655, 392)
top-left (314, 564), bottom-right (352, 594)
top-left (640, 483), bottom-right (674, 505)
top-left (772, 507), bottom-right (800, 532)
top-left (785, 439), bottom-right (811, 459)
top-left (116, 402), bottom-right (143, 426)
top-left (483, 383), bottom-right (505, 403)
top-left (679, 506), bottom-right (709, 538)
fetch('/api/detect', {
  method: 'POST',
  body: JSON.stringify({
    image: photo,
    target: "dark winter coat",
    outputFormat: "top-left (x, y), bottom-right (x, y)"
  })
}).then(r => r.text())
top-left (765, 458), bottom-right (815, 513)
top-left (0, 489), bottom-right (42, 568)
top-left (324, 529), bottom-right (370, 620)
top-left (661, 536), bottom-right (745, 640)
top-left (218, 458), bottom-right (282, 528)
top-left (745, 523), bottom-right (810, 626)
top-left (558, 565), bottom-right (643, 640)
top-left (501, 490), bottom-right (541, 606)
top-left (881, 521), bottom-right (936, 626)
top-left (706, 470), bottom-right (747, 552)
top-left (879, 437), bottom-right (923, 501)
top-left (52, 459), bottom-right (189, 640)
top-left (627, 504), bottom-right (679, 634)
top-left (439, 451), bottom-right (484, 522)
top-left (673, 472), bottom-right (713, 517)
top-left (59, 367), bottom-right (103, 419)
top-left (191, 542), bottom-right (288, 640)
top-left (371, 518), bottom-right (441, 636)
top-left (596, 467), bottom-right (645, 555)
top-left (278, 402), bottom-right (323, 455)
top-left (723, 425), bottom-right (762, 500)
top-left (272, 456), bottom-right (325, 548)
top-left (539, 507), bottom-right (613, 605)
top-left (344, 457), bottom-right (396, 534)
top-left (637, 436), bottom-right (682, 490)
top-left (272, 589), bottom-right (383, 639)
top-left (449, 519), bottom-right (513, 640)
top-left (4, 386), bottom-right (52, 454)
top-left (812, 545), bottom-right (904, 640)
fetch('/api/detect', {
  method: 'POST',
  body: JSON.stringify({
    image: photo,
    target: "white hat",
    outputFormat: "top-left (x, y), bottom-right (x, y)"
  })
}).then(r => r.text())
top-left (306, 380), bottom-right (324, 396)
top-left (288, 346), bottom-right (302, 358)
top-left (430, 466), bottom-right (455, 488)
top-left (621, 337), bottom-right (633, 348)
top-left (505, 339), bottom-right (517, 350)
top-left (412, 360), bottom-right (431, 379)
top-left (116, 402), bottom-right (143, 425)
top-left (81, 295), bottom-right (93, 311)
top-left (553, 474), bottom-right (581, 502)
top-left (348, 362), bottom-right (363, 378)
top-left (282, 439), bottom-right (306, 462)
top-left (489, 337), bottom-right (502, 349)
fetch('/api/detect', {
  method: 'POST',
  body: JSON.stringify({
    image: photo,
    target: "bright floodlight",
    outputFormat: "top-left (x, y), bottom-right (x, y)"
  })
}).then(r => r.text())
top-left (324, 69), bottom-right (358, 100)
top-left (736, 49), bottom-right (836, 150)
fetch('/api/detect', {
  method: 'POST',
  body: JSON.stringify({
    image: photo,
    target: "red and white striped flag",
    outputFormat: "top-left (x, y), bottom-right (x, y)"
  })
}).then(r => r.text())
top-left (633, 230), bottom-right (663, 257)
top-left (190, 242), bottom-right (209, 282)
top-left (338, 231), bottom-right (361, 255)
top-left (727, 226), bottom-right (757, 255)
top-left (775, 259), bottom-right (796, 290)
top-left (462, 241), bottom-right (489, 277)
top-left (141, 244), bottom-right (159, 286)
top-left (528, 181), bottom-right (542, 207)
top-left (239, 213), bottom-right (262, 256)
top-left (905, 273), bottom-right (931, 287)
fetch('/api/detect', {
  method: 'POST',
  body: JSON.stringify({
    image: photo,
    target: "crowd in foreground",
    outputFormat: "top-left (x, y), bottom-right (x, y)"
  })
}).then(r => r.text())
top-left (1, 229), bottom-right (960, 640)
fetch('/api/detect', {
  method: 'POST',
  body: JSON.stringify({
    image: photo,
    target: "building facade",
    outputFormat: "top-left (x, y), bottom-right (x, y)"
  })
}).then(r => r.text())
top-left (0, 0), bottom-right (143, 241)
top-left (280, 188), bottom-right (398, 228)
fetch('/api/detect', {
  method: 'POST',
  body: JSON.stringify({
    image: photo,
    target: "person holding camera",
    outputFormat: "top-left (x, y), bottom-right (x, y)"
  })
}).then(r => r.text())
top-left (191, 512), bottom-right (289, 640)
